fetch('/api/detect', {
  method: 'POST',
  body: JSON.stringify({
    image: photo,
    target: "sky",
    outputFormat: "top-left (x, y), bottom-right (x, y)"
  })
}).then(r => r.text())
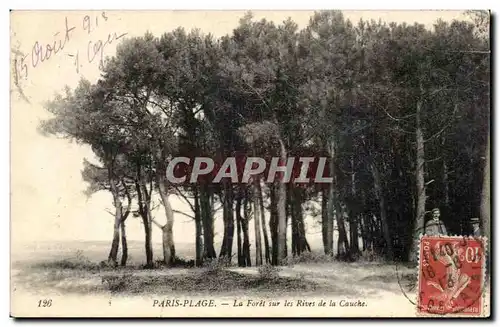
top-left (10, 10), bottom-right (470, 251)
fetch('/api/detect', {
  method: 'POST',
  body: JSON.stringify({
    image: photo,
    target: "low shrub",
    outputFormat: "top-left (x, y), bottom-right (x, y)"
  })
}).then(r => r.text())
top-left (287, 251), bottom-right (336, 265)
top-left (34, 250), bottom-right (100, 272)
top-left (101, 273), bottom-right (134, 293)
top-left (202, 258), bottom-right (227, 275)
top-left (358, 249), bottom-right (385, 263)
top-left (258, 263), bottom-right (281, 280)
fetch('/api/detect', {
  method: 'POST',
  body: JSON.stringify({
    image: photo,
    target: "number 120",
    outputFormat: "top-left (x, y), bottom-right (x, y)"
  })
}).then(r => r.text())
top-left (38, 299), bottom-right (52, 307)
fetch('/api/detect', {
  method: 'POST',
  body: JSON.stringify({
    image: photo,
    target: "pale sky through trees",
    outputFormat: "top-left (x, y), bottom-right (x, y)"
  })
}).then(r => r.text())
top-left (11, 10), bottom-right (470, 248)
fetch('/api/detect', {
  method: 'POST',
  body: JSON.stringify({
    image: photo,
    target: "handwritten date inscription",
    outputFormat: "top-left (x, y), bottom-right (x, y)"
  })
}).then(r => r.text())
top-left (86, 32), bottom-right (128, 71)
top-left (15, 12), bottom-right (127, 80)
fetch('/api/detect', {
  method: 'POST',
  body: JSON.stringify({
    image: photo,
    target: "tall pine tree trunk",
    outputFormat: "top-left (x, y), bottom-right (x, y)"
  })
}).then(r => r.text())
top-left (322, 188), bottom-right (329, 254)
top-left (269, 183), bottom-right (279, 265)
top-left (364, 213), bottom-right (374, 252)
top-left (326, 140), bottom-right (336, 256)
top-left (335, 201), bottom-right (349, 258)
top-left (411, 94), bottom-right (426, 263)
top-left (289, 185), bottom-right (298, 256)
top-left (371, 162), bottom-right (393, 260)
top-left (219, 182), bottom-right (234, 262)
top-left (277, 137), bottom-right (288, 265)
top-left (143, 215), bottom-right (153, 268)
top-left (139, 187), bottom-right (154, 269)
top-left (107, 219), bottom-right (120, 266)
top-left (348, 212), bottom-right (359, 256)
top-left (257, 180), bottom-right (271, 263)
top-left (291, 185), bottom-right (308, 255)
top-left (120, 219), bottom-right (128, 266)
top-left (143, 189), bottom-right (154, 269)
top-left (348, 157), bottom-right (360, 257)
top-left (108, 174), bottom-right (122, 267)
top-left (480, 132), bottom-right (490, 240)
top-left (235, 193), bottom-right (244, 267)
top-left (242, 192), bottom-right (252, 266)
top-left (136, 165), bottom-right (153, 268)
top-left (359, 212), bottom-right (367, 252)
top-left (441, 135), bottom-right (450, 211)
top-left (253, 179), bottom-right (263, 266)
top-left (201, 183), bottom-right (216, 259)
top-left (156, 163), bottom-right (176, 266)
top-left (194, 186), bottom-right (203, 266)
top-left (296, 189), bottom-right (309, 254)
top-left (120, 183), bottom-right (131, 267)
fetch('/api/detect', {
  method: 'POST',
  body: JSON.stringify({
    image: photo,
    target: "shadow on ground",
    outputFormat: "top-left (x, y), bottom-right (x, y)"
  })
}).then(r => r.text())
top-left (11, 256), bottom-right (417, 298)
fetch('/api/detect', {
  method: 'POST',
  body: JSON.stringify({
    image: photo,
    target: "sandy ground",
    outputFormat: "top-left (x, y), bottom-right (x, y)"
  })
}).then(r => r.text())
top-left (10, 242), bottom-right (490, 318)
top-left (12, 262), bottom-right (491, 318)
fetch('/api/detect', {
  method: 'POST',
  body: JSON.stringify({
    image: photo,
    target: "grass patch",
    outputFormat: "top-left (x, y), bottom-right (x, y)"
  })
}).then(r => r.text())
top-left (258, 263), bottom-right (282, 280)
top-left (101, 269), bottom-right (318, 295)
top-left (27, 250), bottom-right (101, 272)
top-left (287, 252), bottom-right (336, 265)
top-left (12, 248), bottom-right (417, 297)
top-left (202, 258), bottom-right (229, 274)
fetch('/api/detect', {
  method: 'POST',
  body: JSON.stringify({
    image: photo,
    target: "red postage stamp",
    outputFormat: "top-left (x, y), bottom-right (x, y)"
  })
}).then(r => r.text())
top-left (417, 235), bottom-right (486, 316)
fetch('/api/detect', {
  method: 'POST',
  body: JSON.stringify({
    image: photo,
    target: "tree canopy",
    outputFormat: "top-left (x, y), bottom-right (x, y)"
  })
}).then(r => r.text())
top-left (40, 11), bottom-right (490, 267)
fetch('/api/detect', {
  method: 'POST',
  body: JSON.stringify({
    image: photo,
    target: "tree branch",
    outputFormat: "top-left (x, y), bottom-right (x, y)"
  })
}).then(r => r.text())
top-left (121, 179), bottom-right (132, 222)
top-left (173, 185), bottom-right (196, 212)
top-left (173, 210), bottom-right (195, 220)
top-left (151, 216), bottom-right (165, 229)
top-left (424, 104), bottom-right (458, 143)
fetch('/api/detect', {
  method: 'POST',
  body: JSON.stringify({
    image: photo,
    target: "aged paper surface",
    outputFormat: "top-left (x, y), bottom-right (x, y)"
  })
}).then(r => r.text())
top-left (10, 10), bottom-right (491, 318)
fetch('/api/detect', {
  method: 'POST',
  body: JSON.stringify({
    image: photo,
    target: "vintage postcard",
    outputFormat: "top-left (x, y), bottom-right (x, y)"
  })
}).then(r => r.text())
top-left (10, 10), bottom-right (491, 318)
